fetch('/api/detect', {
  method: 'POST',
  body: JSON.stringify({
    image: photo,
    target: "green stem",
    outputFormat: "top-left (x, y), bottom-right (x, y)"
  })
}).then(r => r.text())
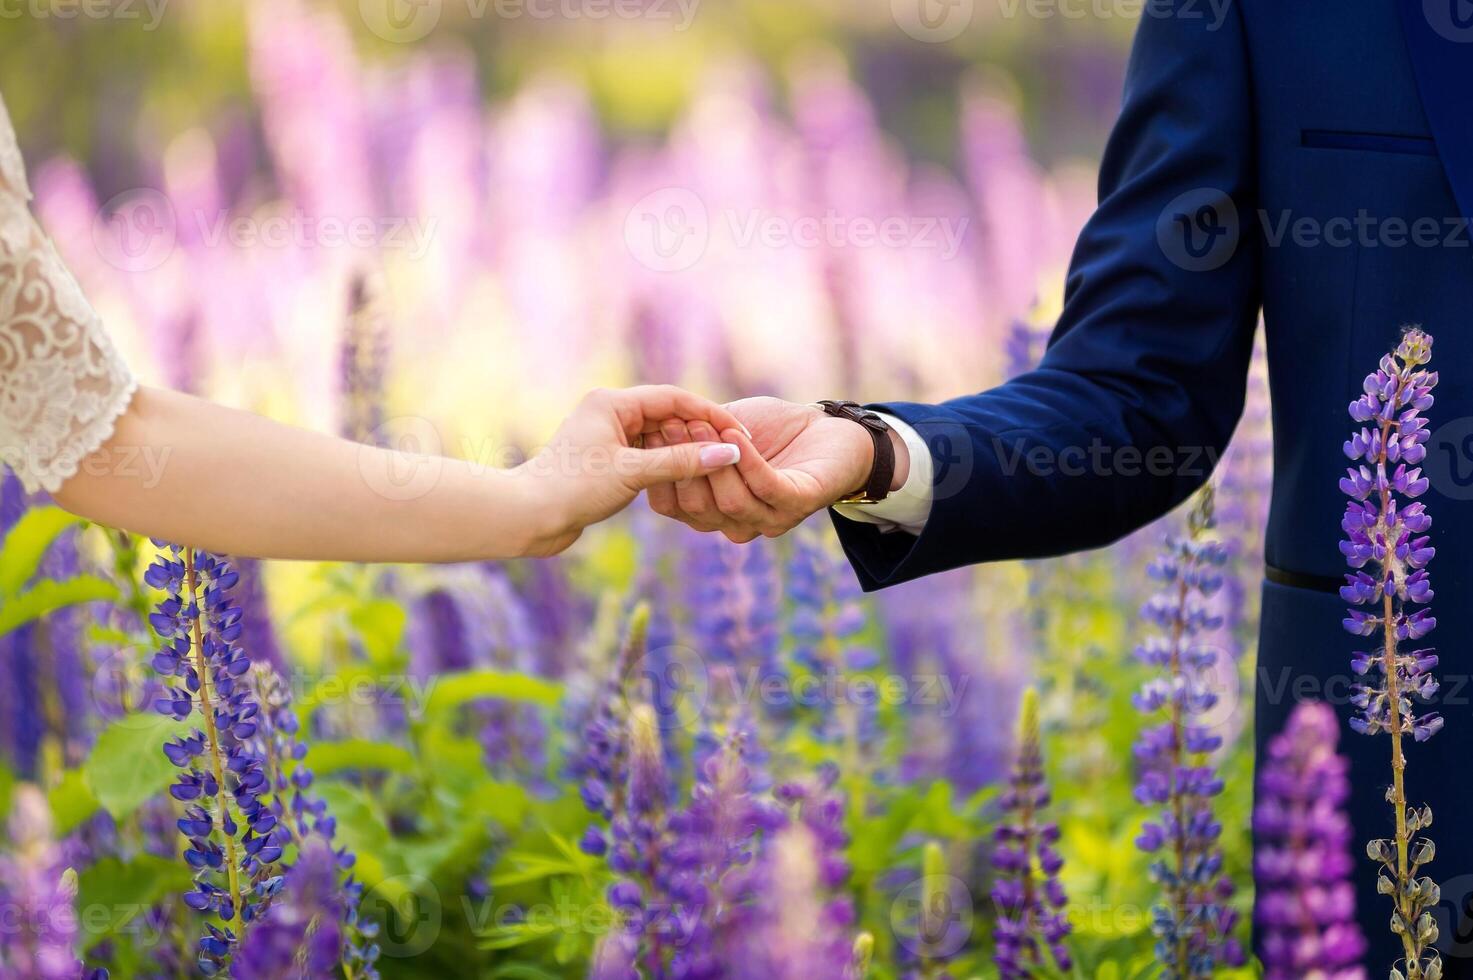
top-left (1375, 409), bottom-right (1419, 976)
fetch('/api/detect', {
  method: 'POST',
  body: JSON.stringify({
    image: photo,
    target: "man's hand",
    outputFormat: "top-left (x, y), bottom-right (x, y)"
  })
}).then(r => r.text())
top-left (645, 396), bottom-right (909, 543)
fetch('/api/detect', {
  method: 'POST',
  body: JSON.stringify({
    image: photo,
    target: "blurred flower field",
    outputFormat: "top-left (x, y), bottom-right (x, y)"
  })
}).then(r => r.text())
top-left (0, 1), bottom-right (1307, 977)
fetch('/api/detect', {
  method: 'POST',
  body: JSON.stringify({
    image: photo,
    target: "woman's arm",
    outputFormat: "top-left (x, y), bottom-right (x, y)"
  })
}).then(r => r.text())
top-left (52, 384), bottom-right (742, 562)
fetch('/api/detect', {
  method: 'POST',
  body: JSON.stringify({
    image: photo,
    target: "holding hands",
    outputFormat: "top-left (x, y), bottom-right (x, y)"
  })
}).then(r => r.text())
top-left (644, 396), bottom-right (911, 544)
top-left (519, 386), bottom-right (748, 556)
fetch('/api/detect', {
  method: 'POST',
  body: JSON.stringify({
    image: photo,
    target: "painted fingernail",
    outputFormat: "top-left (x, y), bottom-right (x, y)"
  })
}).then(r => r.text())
top-left (699, 444), bottom-right (741, 467)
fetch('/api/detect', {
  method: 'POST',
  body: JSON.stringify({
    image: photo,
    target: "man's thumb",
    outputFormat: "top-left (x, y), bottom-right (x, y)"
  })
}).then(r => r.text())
top-left (625, 442), bottom-right (741, 488)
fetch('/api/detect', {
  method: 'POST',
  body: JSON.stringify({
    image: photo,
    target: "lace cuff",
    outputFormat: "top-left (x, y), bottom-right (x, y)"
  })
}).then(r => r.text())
top-left (0, 95), bottom-right (136, 496)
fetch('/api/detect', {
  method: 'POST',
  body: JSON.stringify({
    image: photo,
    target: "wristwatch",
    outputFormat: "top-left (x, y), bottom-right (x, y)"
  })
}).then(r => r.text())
top-left (815, 400), bottom-right (894, 504)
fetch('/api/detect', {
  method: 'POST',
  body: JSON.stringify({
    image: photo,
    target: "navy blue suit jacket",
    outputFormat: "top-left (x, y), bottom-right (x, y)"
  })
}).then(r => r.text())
top-left (832, 0), bottom-right (1473, 970)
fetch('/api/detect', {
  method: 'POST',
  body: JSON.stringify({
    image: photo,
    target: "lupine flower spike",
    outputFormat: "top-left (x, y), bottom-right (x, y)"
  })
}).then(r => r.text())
top-left (1254, 701), bottom-right (1367, 979)
top-left (992, 687), bottom-right (1070, 978)
top-left (148, 545), bottom-right (288, 975)
top-left (1340, 327), bottom-right (1441, 980)
top-left (1132, 489), bottom-right (1243, 978)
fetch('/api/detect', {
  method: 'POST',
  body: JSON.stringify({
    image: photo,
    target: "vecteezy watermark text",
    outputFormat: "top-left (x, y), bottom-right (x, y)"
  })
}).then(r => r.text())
top-left (992, 437), bottom-right (1223, 480)
top-left (624, 187), bottom-right (971, 273)
top-left (359, 0), bottom-right (701, 43)
top-left (0, 0), bottom-right (168, 29)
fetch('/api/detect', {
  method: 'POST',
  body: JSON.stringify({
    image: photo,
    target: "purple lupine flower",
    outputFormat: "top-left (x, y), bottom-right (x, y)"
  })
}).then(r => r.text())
top-left (230, 841), bottom-right (345, 980)
top-left (881, 569), bottom-right (1016, 795)
top-left (727, 813), bottom-right (858, 980)
top-left (338, 271), bottom-right (391, 447)
top-left (574, 607), bottom-right (648, 854)
top-left (147, 545), bottom-right (289, 975)
top-left (1132, 491), bottom-right (1243, 979)
top-left (588, 930), bottom-right (639, 980)
top-left (786, 528), bottom-right (879, 753)
top-left (683, 534), bottom-right (782, 696)
top-left (0, 787), bottom-right (104, 980)
top-left (663, 733), bottom-right (784, 976)
top-left (1253, 701), bottom-right (1366, 979)
top-left (1340, 328), bottom-right (1441, 980)
top-left (603, 701), bottom-right (691, 972)
top-left (992, 688), bottom-right (1070, 978)
top-left (250, 667), bottom-right (379, 979)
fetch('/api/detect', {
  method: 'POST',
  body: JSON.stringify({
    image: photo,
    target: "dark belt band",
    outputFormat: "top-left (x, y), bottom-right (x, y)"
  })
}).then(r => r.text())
top-left (1265, 563), bottom-right (1344, 594)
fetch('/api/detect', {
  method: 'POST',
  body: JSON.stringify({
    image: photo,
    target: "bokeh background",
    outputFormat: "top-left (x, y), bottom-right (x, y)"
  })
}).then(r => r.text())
top-left (0, 1), bottom-right (1283, 977)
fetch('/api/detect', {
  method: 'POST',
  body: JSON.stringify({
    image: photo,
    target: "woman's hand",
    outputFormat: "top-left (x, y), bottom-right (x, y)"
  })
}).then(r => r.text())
top-left (515, 385), bottom-right (746, 556)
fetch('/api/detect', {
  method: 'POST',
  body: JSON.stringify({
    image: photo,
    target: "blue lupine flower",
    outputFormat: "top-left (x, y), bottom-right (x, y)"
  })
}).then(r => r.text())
top-left (147, 545), bottom-right (290, 975)
top-left (1340, 328), bottom-right (1441, 980)
top-left (1132, 492), bottom-right (1243, 978)
top-left (992, 689), bottom-right (1070, 978)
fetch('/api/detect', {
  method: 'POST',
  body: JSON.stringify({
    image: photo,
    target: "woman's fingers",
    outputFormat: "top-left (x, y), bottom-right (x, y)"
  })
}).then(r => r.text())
top-left (620, 440), bottom-right (740, 490)
top-left (606, 385), bottom-right (749, 442)
top-left (642, 430), bottom-right (682, 519)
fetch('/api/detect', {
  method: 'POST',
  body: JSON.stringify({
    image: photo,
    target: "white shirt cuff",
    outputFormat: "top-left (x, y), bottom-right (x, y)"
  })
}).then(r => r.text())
top-left (831, 413), bottom-right (932, 536)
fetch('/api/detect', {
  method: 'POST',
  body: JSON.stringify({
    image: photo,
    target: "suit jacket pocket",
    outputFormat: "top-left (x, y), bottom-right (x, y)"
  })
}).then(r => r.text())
top-left (1301, 128), bottom-right (1438, 157)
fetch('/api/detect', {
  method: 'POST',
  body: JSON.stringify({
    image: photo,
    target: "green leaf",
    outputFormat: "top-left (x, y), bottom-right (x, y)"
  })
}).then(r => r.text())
top-left (0, 762), bottom-right (12, 821)
top-left (48, 768), bottom-right (100, 836)
top-left (348, 598), bottom-right (408, 668)
top-left (83, 713), bottom-right (193, 820)
top-left (487, 964), bottom-right (565, 980)
top-left (77, 855), bottom-right (192, 951)
top-left (304, 739), bottom-right (417, 777)
top-left (422, 670), bottom-right (563, 719)
top-left (314, 782), bottom-right (395, 889)
top-left (0, 507), bottom-right (83, 594)
top-left (0, 575), bottom-right (120, 636)
top-left (459, 778), bottom-right (531, 831)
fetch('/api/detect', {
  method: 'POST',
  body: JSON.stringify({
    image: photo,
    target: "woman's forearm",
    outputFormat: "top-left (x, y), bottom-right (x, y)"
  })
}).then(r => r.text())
top-left (54, 387), bottom-right (547, 562)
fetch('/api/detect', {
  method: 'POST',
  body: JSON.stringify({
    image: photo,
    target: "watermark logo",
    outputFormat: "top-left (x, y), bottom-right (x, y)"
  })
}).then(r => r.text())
top-left (891, 873), bottom-right (974, 959)
top-left (93, 188), bottom-right (177, 273)
top-left (1156, 187), bottom-right (1239, 272)
top-left (361, 875), bottom-right (443, 958)
top-left (1426, 416), bottom-right (1473, 501)
top-left (892, 0), bottom-right (975, 42)
top-left (623, 642), bottom-right (710, 733)
top-left (624, 187), bottom-right (710, 273)
top-left (358, 416), bottom-right (447, 502)
top-left (1425, 0), bottom-right (1473, 42)
top-left (360, 0), bottom-right (442, 42)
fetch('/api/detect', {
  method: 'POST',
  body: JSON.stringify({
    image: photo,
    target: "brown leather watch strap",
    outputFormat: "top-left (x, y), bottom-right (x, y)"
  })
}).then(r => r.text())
top-left (816, 400), bottom-right (894, 503)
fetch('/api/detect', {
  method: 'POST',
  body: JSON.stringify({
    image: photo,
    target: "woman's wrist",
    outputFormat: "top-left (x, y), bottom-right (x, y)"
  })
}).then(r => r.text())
top-left (503, 457), bottom-right (579, 558)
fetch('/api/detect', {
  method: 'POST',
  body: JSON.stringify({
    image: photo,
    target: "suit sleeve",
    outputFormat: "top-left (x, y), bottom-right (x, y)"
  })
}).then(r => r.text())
top-left (832, 0), bottom-right (1261, 590)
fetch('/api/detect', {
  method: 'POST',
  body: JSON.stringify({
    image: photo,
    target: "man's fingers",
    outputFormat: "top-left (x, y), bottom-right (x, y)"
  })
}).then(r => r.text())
top-left (721, 427), bottom-right (804, 510)
top-left (688, 421), bottom-right (777, 528)
top-left (642, 431), bottom-right (681, 518)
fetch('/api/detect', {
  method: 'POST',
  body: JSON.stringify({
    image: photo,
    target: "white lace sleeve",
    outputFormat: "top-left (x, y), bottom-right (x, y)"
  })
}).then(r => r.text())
top-left (0, 93), bottom-right (136, 495)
